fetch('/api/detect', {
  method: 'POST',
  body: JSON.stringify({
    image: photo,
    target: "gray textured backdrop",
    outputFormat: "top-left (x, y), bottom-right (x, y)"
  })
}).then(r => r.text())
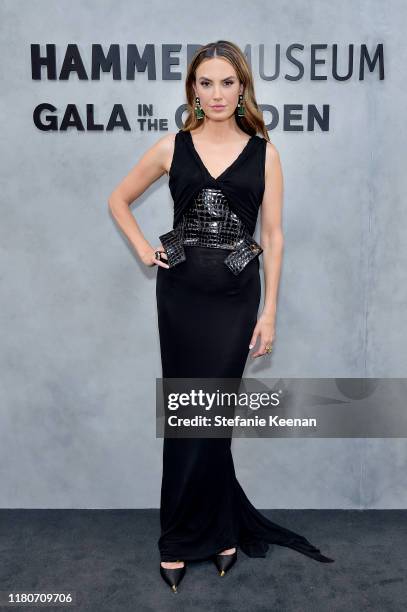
top-left (1, 0), bottom-right (406, 508)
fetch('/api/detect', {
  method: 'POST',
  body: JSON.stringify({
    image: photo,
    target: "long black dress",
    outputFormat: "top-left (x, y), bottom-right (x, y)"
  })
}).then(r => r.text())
top-left (155, 128), bottom-right (334, 564)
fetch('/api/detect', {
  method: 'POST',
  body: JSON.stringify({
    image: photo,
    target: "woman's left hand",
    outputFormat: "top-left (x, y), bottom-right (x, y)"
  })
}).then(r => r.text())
top-left (249, 314), bottom-right (276, 359)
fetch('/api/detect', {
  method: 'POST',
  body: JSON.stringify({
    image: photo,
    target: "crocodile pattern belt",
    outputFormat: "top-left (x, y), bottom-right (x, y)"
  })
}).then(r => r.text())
top-left (158, 188), bottom-right (263, 275)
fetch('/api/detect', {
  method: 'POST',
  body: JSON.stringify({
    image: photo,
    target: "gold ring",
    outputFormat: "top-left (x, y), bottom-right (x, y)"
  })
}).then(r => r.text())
top-left (265, 345), bottom-right (273, 353)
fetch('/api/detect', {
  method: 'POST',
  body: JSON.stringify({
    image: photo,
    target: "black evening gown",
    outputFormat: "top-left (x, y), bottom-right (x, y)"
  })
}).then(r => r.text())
top-left (155, 129), bottom-right (334, 564)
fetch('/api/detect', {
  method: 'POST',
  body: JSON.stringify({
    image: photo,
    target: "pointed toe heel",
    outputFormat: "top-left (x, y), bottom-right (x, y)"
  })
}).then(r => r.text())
top-left (212, 549), bottom-right (238, 576)
top-left (160, 561), bottom-right (186, 593)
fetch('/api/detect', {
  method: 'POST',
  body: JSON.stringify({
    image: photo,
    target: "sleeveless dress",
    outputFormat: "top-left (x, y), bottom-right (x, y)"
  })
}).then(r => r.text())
top-left (155, 129), bottom-right (334, 564)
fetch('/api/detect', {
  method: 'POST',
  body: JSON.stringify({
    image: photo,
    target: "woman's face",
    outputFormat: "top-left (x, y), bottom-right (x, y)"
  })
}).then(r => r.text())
top-left (193, 57), bottom-right (243, 121)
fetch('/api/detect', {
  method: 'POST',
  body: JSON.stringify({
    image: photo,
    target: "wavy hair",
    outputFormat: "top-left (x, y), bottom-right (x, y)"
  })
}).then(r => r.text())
top-left (181, 40), bottom-right (269, 141)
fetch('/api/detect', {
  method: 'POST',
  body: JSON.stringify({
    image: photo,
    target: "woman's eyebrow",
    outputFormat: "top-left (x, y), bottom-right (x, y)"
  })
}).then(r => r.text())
top-left (199, 76), bottom-right (235, 81)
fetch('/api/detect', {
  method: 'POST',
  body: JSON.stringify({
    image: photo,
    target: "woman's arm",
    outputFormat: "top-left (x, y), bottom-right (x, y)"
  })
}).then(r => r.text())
top-left (108, 133), bottom-right (176, 268)
top-left (249, 141), bottom-right (284, 359)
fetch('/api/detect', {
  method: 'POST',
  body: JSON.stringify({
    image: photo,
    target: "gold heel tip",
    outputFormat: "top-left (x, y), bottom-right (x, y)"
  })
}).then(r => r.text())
top-left (220, 570), bottom-right (225, 576)
top-left (171, 585), bottom-right (177, 593)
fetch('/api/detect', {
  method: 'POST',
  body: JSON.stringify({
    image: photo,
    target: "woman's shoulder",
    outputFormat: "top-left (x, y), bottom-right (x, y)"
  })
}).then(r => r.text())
top-left (252, 133), bottom-right (278, 158)
top-left (156, 131), bottom-right (178, 148)
top-left (151, 132), bottom-right (181, 176)
top-left (251, 135), bottom-right (281, 179)
top-left (156, 129), bottom-right (188, 151)
top-left (153, 132), bottom-right (180, 159)
top-left (256, 134), bottom-right (279, 160)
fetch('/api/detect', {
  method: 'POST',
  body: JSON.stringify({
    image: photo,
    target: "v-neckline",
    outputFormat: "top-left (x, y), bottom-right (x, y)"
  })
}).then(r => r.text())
top-left (185, 130), bottom-right (255, 182)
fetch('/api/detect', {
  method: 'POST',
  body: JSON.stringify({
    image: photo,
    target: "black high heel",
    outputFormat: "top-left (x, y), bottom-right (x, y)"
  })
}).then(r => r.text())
top-left (159, 561), bottom-right (186, 593)
top-left (212, 548), bottom-right (238, 576)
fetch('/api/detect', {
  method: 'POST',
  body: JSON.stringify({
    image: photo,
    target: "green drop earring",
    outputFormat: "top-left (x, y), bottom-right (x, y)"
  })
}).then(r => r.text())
top-left (194, 96), bottom-right (205, 120)
top-left (237, 93), bottom-right (245, 117)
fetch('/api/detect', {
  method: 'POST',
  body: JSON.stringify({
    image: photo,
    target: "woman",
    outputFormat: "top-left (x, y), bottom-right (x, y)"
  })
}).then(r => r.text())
top-left (108, 40), bottom-right (334, 593)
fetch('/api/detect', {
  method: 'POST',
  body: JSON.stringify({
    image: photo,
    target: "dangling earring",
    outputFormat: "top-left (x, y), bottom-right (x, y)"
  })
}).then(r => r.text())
top-left (194, 96), bottom-right (205, 120)
top-left (237, 93), bottom-right (245, 117)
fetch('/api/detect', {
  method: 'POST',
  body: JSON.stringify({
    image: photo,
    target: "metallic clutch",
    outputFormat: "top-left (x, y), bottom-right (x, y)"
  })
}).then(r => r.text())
top-left (223, 234), bottom-right (263, 276)
top-left (158, 228), bottom-right (186, 267)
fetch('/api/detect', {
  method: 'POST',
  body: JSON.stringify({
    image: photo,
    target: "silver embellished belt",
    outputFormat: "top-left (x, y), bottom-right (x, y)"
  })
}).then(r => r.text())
top-left (158, 188), bottom-right (263, 275)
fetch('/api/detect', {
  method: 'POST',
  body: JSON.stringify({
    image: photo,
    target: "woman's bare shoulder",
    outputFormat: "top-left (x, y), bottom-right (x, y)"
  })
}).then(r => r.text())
top-left (262, 139), bottom-right (282, 183)
top-left (264, 139), bottom-right (280, 163)
top-left (158, 131), bottom-right (178, 144)
top-left (148, 132), bottom-right (178, 175)
top-left (262, 137), bottom-right (279, 155)
top-left (152, 131), bottom-right (177, 153)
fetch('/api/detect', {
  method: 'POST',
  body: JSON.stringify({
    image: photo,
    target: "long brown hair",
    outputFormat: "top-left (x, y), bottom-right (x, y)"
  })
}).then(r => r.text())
top-left (182, 40), bottom-right (270, 141)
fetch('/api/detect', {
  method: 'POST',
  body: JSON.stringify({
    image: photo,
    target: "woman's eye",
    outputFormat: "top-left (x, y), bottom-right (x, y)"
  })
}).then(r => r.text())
top-left (200, 81), bottom-right (234, 87)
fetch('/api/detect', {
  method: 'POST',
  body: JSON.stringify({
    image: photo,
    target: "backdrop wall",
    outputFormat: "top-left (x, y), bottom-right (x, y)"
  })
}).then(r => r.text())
top-left (1, 0), bottom-right (406, 508)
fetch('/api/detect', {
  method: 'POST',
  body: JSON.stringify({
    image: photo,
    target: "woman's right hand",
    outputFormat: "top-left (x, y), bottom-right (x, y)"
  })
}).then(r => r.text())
top-left (140, 245), bottom-right (170, 269)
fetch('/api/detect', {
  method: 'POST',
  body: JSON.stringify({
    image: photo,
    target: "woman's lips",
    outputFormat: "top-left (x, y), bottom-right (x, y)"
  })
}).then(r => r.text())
top-left (211, 105), bottom-right (225, 110)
